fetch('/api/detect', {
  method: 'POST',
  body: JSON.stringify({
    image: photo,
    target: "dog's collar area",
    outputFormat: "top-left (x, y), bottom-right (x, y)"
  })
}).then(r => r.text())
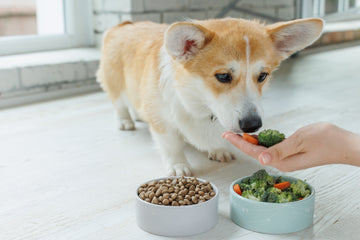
top-left (210, 115), bottom-right (217, 122)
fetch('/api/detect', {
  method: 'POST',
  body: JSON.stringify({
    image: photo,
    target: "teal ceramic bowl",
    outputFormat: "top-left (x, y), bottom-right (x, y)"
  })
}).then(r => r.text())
top-left (230, 175), bottom-right (315, 234)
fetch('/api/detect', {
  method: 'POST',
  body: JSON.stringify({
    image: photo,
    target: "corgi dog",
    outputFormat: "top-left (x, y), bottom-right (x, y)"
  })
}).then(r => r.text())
top-left (97, 18), bottom-right (324, 176)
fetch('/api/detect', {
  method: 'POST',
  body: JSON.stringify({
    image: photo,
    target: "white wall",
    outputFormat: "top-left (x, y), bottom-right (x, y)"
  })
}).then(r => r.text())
top-left (92, 0), bottom-right (296, 47)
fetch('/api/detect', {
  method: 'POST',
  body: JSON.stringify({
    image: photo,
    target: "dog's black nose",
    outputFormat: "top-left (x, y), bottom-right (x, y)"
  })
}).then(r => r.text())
top-left (239, 116), bottom-right (262, 133)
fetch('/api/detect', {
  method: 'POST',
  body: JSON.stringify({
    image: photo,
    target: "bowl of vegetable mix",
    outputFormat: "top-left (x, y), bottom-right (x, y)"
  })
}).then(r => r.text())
top-left (230, 169), bottom-right (315, 234)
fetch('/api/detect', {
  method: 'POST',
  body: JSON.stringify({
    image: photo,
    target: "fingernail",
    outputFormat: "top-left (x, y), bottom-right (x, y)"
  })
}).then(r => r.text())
top-left (222, 132), bottom-right (233, 139)
top-left (260, 153), bottom-right (271, 165)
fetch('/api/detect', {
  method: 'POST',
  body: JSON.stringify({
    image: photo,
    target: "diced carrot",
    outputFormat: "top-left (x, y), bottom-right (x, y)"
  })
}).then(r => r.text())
top-left (243, 133), bottom-right (259, 145)
top-left (274, 181), bottom-right (291, 190)
top-left (299, 198), bottom-right (303, 200)
top-left (233, 184), bottom-right (242, 195)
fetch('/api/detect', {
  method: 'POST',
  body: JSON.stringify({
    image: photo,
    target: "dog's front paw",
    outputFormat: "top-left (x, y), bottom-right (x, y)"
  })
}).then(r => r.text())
top-left (167, 163), bottom-right (192, 176)
top-left (118, 119), bottom-right (135, 131)
top-left (208, 149), bottom-right (235, 162)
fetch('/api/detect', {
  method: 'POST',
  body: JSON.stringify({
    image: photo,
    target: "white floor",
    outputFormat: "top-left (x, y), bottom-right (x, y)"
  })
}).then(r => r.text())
top-left (1, 45), bottom-right (360, 240)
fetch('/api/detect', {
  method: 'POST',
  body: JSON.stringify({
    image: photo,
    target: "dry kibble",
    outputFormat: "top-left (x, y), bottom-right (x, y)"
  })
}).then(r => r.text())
top-left (155, 188), bottom-right (161, 197)
top-left (138, 177), bottom-right (215, 206)
top-left (139, 192), bottom-right (146, 200)
top-left (149, 192), bottom-right (155, 200)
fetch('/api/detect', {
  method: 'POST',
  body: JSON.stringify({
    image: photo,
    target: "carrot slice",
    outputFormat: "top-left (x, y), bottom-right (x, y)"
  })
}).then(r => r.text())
top-left (299, 198), bottom-right (304, 200)
top-left (274, 181), bottom-right (291, 190)
top-left (243, 133), bottom-right (259, 145)
top-left (233, 184), bottom-right (242, 195)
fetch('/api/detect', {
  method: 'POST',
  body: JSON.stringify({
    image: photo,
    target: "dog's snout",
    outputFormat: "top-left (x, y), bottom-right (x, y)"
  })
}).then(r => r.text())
top-left (239, 116), bottom-right (262, 133)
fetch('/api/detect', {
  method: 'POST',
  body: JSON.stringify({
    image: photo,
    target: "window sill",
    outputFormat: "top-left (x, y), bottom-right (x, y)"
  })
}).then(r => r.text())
top-left (313, 20), bottom-right (360, 47)
top-left (0, 48), bottom-right (100, 109)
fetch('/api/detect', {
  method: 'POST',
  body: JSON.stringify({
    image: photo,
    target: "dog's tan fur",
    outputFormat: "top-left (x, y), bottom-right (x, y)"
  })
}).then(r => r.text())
top-left (97, 18), bottom-right (324, 175)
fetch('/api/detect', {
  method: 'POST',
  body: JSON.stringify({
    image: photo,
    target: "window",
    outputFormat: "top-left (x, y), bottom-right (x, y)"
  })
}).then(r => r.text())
top-left (301, 0), bottom-right (360, 21)
top-left (0, 0), bottom-right (94, 56)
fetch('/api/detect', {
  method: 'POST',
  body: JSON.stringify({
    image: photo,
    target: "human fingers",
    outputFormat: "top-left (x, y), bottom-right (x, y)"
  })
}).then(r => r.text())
top-left (222, 132), bottom-right (267, 159)
top-left (258, 133), bottom-right (304, 165)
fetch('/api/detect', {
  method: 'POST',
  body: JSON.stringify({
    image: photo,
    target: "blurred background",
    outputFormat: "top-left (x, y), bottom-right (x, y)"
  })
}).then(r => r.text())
top-left (0, 0), bottom-right (359, 106)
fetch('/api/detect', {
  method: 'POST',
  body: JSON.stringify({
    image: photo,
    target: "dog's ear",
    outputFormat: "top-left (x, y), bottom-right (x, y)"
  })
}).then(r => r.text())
top-left (165, 22), bottom-right (214, 61)
top-left (267, 18), bottom-right (324, 59)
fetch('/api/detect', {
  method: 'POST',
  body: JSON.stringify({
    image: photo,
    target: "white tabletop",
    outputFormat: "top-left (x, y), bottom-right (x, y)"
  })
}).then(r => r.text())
top-left (1, 45), bottom-right (360, 240)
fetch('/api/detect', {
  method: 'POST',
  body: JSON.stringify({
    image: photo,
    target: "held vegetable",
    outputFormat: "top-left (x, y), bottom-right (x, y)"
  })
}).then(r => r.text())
top-left (258, 129), bottom-right (286, 147)
top-left (242, 133), bottom-right (259, 145)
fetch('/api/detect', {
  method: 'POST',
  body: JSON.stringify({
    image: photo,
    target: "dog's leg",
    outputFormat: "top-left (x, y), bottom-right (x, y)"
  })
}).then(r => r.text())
top-left (114, 96), bottom-right (135, 131)
top-left (151, 127), bottom-right (192, 176)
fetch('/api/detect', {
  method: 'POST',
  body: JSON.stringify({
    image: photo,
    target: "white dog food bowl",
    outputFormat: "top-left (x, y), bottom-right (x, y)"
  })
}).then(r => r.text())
top-left (136, 177), bottom-right (219, 237)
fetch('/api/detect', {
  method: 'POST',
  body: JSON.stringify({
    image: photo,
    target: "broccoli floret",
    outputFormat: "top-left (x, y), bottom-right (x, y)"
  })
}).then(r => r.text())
top-left (239, 183), bottom-right (252, 191)
top-left (259, 191), bottom-right (269, 202)
top-left (254, 187), bottom-right (266, 197)
top-left (277, 192), bottom-right (295, 203)
top-left (291, 180), bottom-right (311, 198)
top-left (250, 169), bottom-right (268, 181)
top-left (242, 190), bottom-right (261, 201)
top-left (241, 177), bottom-right (250, 184)
top-left (258, 129), bottom-right (285, 147)
top-left (266, 187), bottom-right (281, 194)
top-left (267, 192), bottom-right (278, 203)
top-left (250, 179), bottom-right (267, 190)
top-left (265, 175), bottom-right (275, 185)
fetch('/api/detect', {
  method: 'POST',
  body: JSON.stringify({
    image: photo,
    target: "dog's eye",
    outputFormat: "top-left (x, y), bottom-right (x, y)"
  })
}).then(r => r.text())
top-left (215, 73), bottom-right (232, 83)
top-left (257, 72), bottom-right (268, 83)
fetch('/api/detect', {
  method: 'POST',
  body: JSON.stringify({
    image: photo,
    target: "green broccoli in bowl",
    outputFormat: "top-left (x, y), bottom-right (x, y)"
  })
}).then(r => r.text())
top-left (233, 169), bottom-right (311, 203)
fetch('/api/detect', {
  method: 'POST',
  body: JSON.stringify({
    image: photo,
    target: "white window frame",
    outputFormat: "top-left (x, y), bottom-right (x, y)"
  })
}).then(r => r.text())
top-left (301, 0), bottom-right (360, 19)
top-left (0, 0), bottom-right (94, 56)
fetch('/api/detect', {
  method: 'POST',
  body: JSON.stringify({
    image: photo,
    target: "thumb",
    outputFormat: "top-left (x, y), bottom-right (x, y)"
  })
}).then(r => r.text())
top-left (258, 136), bottom-right (301, 165)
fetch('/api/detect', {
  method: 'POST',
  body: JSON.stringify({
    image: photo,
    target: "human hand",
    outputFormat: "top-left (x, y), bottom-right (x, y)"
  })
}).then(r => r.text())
top-left (222, 122), bottom-right (360, 171)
